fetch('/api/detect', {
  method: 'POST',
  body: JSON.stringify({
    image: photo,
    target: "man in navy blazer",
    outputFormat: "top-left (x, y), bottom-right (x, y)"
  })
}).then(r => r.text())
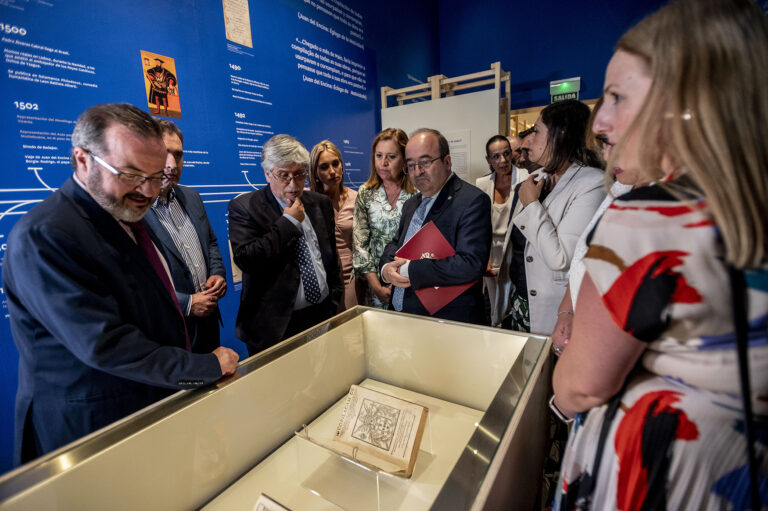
top-left (145, 120), bottom-right (227, 354)
top-left (381, 128), bottom-right (491, 324)
top-left (228, 134), bottom-right (342, 356)
top-left (3, 104), bottom-right (239, 465)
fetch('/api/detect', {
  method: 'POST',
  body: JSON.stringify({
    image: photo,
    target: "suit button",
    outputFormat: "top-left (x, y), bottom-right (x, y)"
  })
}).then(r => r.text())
top-left (530, 289), bottom-right (537, 296)
top-left (526, 256), bottom-right (533, 263)
top-left (520, 225), bottom-right (525, 230)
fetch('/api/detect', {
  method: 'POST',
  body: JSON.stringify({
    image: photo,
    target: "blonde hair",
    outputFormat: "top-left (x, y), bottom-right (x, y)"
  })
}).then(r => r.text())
top-left (309, 140), bottom-right (345, 195)
top-left (365, 128), bottom-right (415, 193)
top-left (610, 0), bottom-right (768, 268)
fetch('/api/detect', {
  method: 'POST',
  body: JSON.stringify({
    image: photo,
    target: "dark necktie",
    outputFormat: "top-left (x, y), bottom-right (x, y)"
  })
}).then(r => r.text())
top-left (127, 222), bottom-right (191, 351)
top-left (296, 234), bottom-right (321, 304)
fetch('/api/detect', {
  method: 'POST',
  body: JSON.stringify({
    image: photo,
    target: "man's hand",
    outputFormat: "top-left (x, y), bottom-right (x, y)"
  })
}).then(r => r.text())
top-left (382, 257), bottom-right (411, 289)
top-left (204, 275), bottom-right (227, 298)
top-left (190, 292), bottom-right (217, 317)
top-left (284, 198), bottom-right (305, 222)
top-left (484, 263), bottom-right (497, 277)
top-left (213, 346), bottom-right (239, 375)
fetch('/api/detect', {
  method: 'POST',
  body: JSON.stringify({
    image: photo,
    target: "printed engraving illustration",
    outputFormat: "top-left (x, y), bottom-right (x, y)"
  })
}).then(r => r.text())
top-left (351, 398), bottom-right (401, 451)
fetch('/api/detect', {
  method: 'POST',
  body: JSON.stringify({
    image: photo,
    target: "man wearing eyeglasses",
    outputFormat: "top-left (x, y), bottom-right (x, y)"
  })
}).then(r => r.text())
top-left (144, 120), bottom-right (227, 354)
top-left (228, 134), bottom-right (342, 356)
top-left (380, 128), bottom-right (491, 324)
top-left (3, 103), bottom-right (239, 465)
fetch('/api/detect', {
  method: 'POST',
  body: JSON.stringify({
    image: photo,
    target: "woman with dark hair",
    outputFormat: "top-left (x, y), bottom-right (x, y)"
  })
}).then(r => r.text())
top-left (352, 128), bottom-right (416, 308)
top-left (476, 134), bottom-right (529, 326)
top-left (309, 140), bottom-right (360, 311)
top-left (551, 96), bottom-right (636, 356)
top-left (496, 99), bottom-right (605, 334)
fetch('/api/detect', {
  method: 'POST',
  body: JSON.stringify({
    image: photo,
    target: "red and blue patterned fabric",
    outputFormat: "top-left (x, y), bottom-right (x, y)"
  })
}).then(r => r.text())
top-left (556, 184), bottom-right (768, 510)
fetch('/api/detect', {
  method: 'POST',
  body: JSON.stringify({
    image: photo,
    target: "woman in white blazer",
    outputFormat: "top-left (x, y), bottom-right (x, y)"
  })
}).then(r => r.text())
top-left (496, 100), bottom-right (606, 334)
top-left (475, 134), bottom-right (530, 326)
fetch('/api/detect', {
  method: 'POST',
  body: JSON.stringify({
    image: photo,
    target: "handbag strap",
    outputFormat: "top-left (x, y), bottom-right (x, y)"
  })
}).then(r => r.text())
top-left (727, 265), bottom-right (761, 510)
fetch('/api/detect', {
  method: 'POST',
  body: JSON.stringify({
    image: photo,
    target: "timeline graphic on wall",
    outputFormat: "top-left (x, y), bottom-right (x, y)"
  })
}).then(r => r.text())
top-left (0, 0), bottom-right (377, 471)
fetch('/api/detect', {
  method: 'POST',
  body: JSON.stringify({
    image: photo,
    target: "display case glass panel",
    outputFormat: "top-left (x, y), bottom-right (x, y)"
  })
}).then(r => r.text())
top-left (0, 308), bottom-right (548, 510)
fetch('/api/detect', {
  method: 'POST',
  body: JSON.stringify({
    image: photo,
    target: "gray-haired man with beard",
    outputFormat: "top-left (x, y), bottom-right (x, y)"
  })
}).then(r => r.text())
top-left (3, 103), bottom-right (238, 466)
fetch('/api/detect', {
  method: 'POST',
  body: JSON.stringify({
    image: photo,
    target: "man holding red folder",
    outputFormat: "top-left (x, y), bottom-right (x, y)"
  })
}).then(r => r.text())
top-left (380, 128), bottom-right (491, 324)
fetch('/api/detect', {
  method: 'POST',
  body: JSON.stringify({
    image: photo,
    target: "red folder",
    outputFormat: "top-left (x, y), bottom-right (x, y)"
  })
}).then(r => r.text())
top-left (395, 221), bottom-right (476, 315)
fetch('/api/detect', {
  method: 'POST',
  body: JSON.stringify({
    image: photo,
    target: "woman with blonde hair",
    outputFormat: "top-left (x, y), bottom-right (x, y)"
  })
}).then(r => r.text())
top-left (309, 140), bottom-right (361, 310)
top-left (352, 128), bottom-right (416, 308)
top-left (552, 0), bottom-right (768, 508)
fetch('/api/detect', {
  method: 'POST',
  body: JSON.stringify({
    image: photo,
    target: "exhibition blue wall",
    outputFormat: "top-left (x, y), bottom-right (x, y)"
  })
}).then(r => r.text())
top-left (0, 0), bottom-right (439, 474)
top-left (436, 0), bottom-right (669, 107)
top-left (0, 0), bottom-right (672, 474)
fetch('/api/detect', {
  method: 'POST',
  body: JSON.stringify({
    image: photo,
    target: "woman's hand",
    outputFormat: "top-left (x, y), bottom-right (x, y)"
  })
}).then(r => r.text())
top-left (518, 174), bottom-right (548, 207)
top-left (551, 287), bottom-right (573, 356)
top-left (364, 272), bottom-right (393, 303)
top-left (372, 281), bottom-right (392, 303)
top-left (551, 312), bottom-right (573, 356)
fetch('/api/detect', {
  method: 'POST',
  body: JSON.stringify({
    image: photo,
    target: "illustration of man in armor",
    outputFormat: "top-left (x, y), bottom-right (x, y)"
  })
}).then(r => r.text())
top-left (146, 58), bottom-right (176, 116)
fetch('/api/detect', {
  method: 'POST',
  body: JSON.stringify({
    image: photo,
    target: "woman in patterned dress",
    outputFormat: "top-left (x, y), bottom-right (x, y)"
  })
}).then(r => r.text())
top-left (552, 0), bottom-right (768, 508)
top-left (352, 128), bottom-right (416, 308)
top-left (309, 140), bottom-right (361, 311)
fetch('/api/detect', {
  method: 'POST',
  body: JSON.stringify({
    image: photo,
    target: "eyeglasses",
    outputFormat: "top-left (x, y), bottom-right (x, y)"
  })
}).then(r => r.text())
top-left (318, 159), bottom-right (341, 171)
top-left (88, 152), bottom-right (167, 186)
top-left (489, 150), bottom-right (512, 162)
top-left (270, 170), bottom-right (307, 184)
top-left (404, 155), bottom-right (442, 174)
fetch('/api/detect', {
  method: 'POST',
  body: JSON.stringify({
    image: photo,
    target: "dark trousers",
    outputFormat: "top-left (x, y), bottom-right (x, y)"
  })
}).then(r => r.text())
top-left (245, 298), bottom-right (334, 357)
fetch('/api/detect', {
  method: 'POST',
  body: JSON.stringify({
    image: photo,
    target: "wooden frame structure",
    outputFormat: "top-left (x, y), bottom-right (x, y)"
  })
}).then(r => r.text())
top-left (381, 62), bottom-right (511, 135)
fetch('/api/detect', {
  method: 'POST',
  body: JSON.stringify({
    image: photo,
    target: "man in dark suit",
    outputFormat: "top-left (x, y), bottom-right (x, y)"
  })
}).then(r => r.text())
top-left (145, 120), bottom-right (226, 353)
top-left (228, 134), bottom-right (342, 356)
top-left (3, 104), bottom-right (239, 465)
top-left (381, 128), bottom-right (491, 324)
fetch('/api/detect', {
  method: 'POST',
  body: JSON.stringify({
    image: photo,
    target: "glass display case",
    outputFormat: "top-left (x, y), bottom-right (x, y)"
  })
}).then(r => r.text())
top-left (0, 307), bottom-right (551, 510)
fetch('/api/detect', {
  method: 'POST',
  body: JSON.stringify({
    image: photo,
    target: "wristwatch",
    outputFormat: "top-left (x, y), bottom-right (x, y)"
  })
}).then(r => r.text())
top-left (549, 394), bottom-right (574, 423)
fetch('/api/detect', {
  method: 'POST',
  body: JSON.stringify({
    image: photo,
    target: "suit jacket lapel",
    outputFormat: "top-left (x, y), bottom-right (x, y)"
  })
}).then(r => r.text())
top-left (144, 207), bottom-right (186, 269)
top-left (175, 186), bottom-right (210, 268)
top-left (62, 178), bottom-right (182, 311)
top-left (263, 185), bottom-right (284, 217)
top-left (424, 174), bottom-right (459, 224)
top-left (302, 193), bottom-right (333, 267)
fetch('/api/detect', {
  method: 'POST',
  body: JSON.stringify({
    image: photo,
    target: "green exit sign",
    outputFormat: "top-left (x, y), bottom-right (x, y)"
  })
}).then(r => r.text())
top-left (550, 77), bottom-right (581, 103)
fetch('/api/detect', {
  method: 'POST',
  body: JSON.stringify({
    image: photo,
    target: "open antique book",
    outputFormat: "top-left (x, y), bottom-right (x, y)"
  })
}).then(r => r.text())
top-left (299, 385), bottom-right (428, 478)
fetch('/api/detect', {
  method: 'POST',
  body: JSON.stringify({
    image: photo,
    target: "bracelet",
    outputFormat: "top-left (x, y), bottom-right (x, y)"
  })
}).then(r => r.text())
top-left (549, 394), bottom-right (574, 424)
top-left (557, 310), bottom-right (574, 316)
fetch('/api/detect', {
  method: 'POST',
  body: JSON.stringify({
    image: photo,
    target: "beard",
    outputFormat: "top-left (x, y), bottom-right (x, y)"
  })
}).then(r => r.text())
top-left (87, 169), bottom-right (151, 223)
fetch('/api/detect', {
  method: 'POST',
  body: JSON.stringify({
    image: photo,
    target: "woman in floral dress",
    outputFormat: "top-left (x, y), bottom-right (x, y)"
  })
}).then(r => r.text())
top-left (352, 128), bottom-right (416, 308)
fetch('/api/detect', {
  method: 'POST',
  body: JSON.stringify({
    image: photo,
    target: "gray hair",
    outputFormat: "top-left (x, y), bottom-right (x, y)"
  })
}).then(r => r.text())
top-left (70, 104), bottom-right (162, 168)
top-left (261, 134), bottom-right (309, 173)
top-left (410, 128), bottom-right (450, 158)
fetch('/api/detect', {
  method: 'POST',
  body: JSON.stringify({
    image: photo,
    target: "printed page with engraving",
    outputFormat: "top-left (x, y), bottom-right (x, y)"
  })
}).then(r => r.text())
top-left (329, 384), bottom-right (428, 477)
